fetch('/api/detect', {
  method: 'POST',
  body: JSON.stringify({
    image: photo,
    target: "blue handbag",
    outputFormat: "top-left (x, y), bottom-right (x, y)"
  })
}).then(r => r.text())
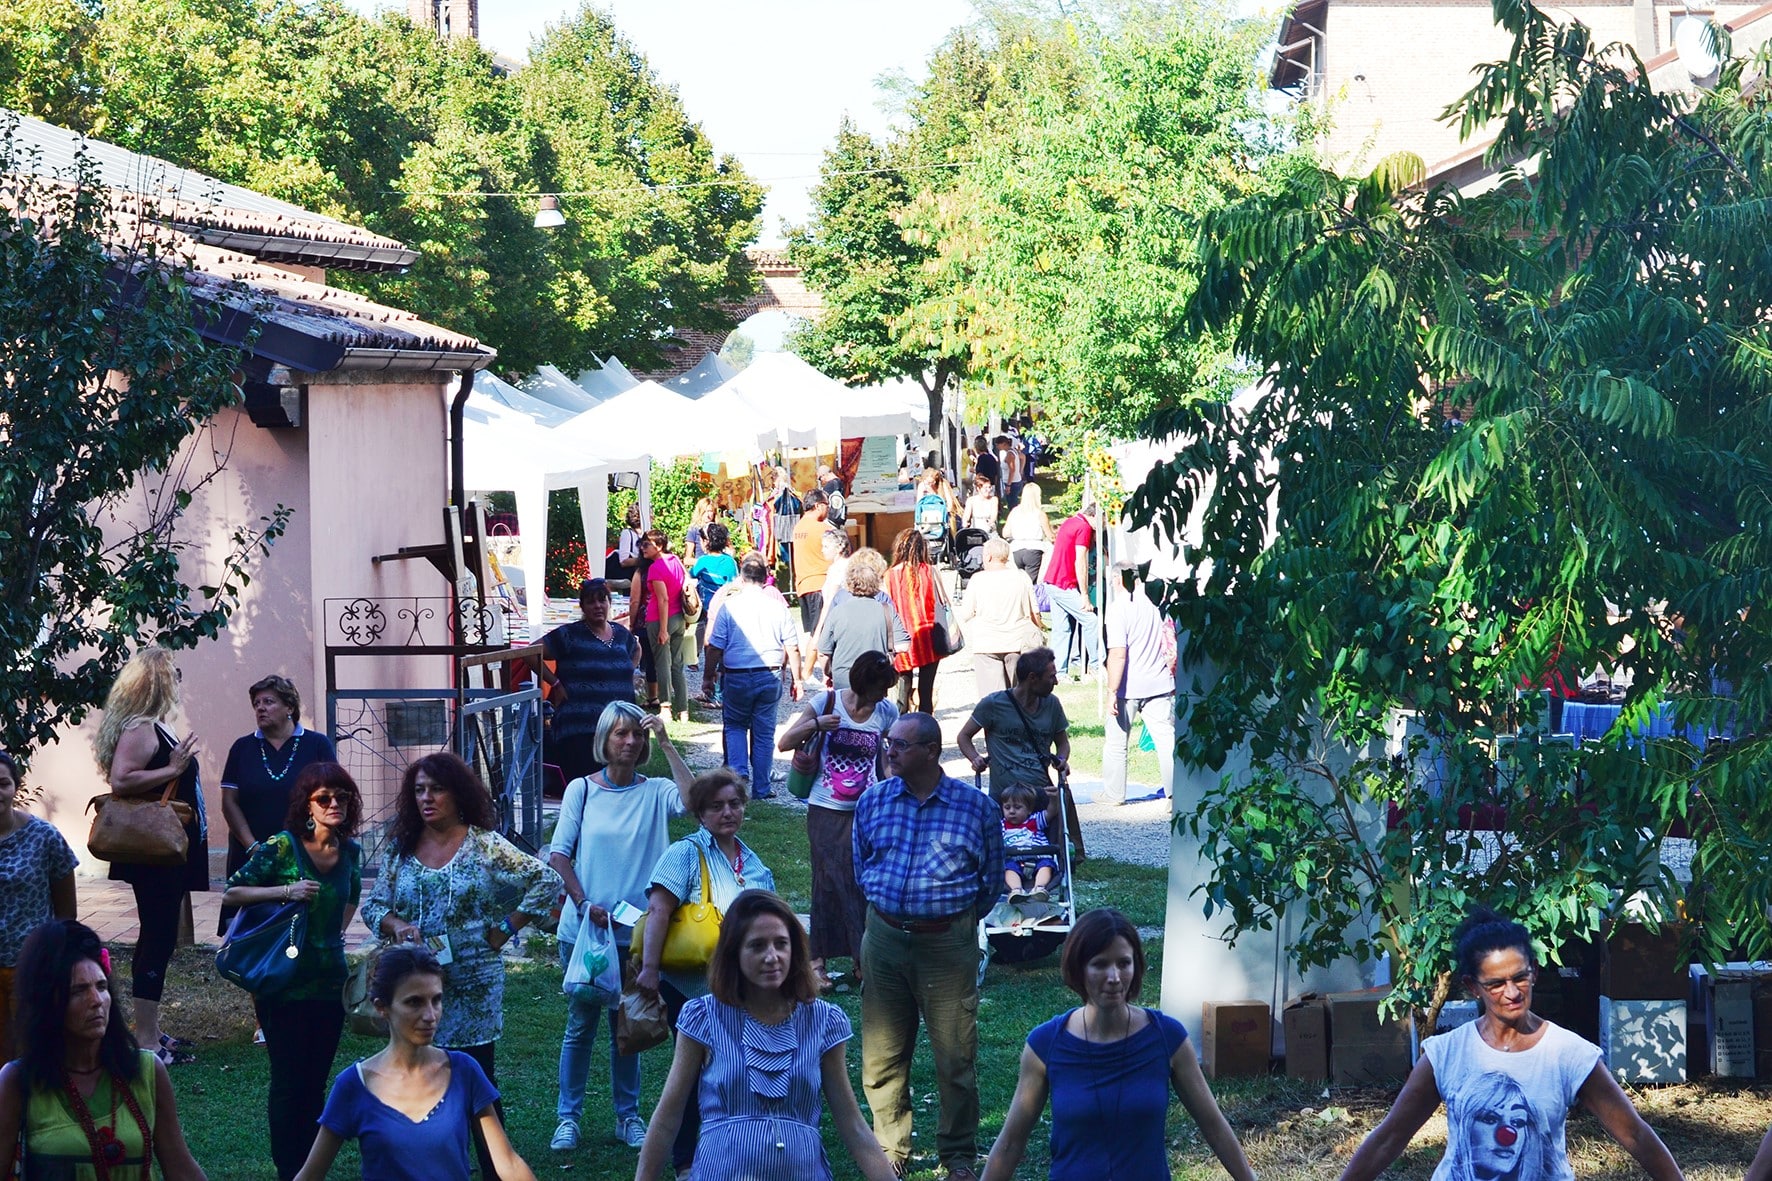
top-left (215, 899), bottom-right (308, 995)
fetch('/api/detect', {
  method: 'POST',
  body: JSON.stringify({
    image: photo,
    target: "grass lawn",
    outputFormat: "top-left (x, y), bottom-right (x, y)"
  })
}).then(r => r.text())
top-left (148, 799), bottom-right (1178, 1180)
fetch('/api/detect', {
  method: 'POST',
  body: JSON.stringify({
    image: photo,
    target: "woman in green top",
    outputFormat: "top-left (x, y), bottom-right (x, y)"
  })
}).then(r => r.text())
top-left (222, 763), bottom-right (363, 1181)
top-left (0, 919), bottom-right (207, 1180)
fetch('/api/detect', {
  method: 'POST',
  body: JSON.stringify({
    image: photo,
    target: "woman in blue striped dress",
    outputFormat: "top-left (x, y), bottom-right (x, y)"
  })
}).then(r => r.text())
top-left (633, 890), bottom-right (896, 1181)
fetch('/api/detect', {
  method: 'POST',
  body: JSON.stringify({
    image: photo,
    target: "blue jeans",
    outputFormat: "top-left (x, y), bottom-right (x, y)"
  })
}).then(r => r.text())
top-left (1045, 586), bottom-right (1102, 674)
top-left (721, 667), bottom-right (781, 788)
top-left (555, 939), bottom-right (641, 1125)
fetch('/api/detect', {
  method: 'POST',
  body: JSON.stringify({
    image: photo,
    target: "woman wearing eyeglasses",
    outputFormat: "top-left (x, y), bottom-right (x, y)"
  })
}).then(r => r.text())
top-left (222, 763), bottom-right (363, 1180)
top-left (1337, 906), bottom-right (1683, 1181)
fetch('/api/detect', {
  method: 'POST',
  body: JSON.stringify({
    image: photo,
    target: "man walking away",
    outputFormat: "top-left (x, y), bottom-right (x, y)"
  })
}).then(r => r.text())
top-left (793, 490), bottom-right (835, 668)
top-left (704, 552), bottom-right (802, 796)
top-left (1101, 575), bottom-right (1177, 806)
top-left (1040, 501), bottom-right (1102, 677)
top-left (853, 713), bottom-right (1003, 1181)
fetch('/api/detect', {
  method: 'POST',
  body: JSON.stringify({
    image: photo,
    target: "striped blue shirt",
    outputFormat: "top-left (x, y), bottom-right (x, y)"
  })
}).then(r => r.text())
top-left (853, 774), bottom-right (1004, 920)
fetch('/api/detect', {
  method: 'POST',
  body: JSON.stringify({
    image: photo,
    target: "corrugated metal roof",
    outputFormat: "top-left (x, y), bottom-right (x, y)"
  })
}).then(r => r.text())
top-left (2, 108), bottom-right (416, 270)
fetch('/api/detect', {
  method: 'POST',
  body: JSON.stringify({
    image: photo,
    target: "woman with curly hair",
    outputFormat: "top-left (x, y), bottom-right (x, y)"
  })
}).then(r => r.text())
top-left (92, 646), bottom-right (208, 1067)
top-left (1337, 906), bottom-right (1682, 1181)
top-left (359, 752), bottom-right (559, 1181)
top-left (0, 919), bottom-right (207, 1179)
top-left (883, 529), bottom-right (948, 714)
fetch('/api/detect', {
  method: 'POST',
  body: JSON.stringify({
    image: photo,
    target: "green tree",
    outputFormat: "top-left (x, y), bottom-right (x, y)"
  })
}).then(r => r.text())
top-left (0, 0), bottom-right (762, 375)
top-left (1139, 0), bottom-right (1772, 1017)
top-left (0, 126), bottom-right (288, 760)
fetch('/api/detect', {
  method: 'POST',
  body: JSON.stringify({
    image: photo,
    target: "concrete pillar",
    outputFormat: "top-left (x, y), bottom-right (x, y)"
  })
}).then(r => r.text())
top-left (1158, 635), bottom-right (1379, 1049)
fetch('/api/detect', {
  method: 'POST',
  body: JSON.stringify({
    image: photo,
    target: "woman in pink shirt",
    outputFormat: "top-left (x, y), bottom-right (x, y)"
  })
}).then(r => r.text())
top-left (641, 530), bottom-right (695, 721)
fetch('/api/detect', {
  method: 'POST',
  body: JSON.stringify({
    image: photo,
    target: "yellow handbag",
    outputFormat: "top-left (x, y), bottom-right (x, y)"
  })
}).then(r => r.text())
top-left (632, 846), bottom-right (722, 973)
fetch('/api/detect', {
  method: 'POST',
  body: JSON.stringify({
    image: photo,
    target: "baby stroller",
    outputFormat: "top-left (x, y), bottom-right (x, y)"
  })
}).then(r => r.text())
top-left (916, 491), bottom-right (952, 564)
top-left (953, 527), bottom-right (990, 588)
top-left (978, 774), bottom-right (1078, 985)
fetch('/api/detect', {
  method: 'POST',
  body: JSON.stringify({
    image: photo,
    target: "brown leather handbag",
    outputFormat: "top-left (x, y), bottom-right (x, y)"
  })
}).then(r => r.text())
top-left (86, 777), bottom-right (193, 866)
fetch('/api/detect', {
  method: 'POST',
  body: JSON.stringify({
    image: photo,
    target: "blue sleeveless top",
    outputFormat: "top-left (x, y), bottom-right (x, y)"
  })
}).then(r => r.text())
top-left (1026, 1007), bottom-right (1189, 1180)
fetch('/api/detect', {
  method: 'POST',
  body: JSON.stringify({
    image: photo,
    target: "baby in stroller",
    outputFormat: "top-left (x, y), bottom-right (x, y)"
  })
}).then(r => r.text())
top-left (999, 783), bottom-right (1057, 901)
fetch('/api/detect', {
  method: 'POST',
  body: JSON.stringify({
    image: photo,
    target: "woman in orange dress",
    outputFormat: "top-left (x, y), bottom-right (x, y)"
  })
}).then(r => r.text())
top-left (883, 529), bottom-right (947, 714)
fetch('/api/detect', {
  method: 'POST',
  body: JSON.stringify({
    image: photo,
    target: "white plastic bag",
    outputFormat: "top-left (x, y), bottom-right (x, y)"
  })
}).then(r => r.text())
top-left (563, 910), bottom-right (621, 1005)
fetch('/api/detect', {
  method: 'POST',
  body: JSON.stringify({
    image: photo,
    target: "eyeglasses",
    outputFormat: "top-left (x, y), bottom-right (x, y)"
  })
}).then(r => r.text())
top-left (1473, 969), bottom-right (1535, 995)
top-left (310, 792), bottom-right (353, 808)
top-left (883, 737), bottom-right (935, 753)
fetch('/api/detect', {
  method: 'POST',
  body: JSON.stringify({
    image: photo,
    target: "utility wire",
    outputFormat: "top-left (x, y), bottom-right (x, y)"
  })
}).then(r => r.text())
top-left (382, 159), bottom-right (974, 198)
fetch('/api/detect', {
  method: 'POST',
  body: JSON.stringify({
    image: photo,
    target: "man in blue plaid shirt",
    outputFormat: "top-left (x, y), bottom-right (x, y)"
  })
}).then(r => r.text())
top-left (853, 712), bottom-right (1004, 1181)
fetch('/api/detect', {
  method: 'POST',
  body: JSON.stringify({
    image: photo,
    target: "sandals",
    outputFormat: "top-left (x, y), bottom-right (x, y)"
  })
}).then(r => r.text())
top-left (156, 1033), bottom-right (196, 1066)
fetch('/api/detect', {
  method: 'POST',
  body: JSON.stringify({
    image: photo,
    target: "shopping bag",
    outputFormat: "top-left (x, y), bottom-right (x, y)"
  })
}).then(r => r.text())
top-left (1136, 719), bottom-right (1155, 752)
top-left (563, 910), bottom-right (621, 1005)
top-left (615, 961), bottom-right (671, 1055)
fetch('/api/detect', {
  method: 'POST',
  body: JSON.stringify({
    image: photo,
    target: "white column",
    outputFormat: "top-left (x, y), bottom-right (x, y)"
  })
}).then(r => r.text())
top-left (516, 479), bottom-right (550, 642)
top-left (1158, 636), bottom-right (1378, 1048)
top-left (577, 476), bottom-right (608, 578)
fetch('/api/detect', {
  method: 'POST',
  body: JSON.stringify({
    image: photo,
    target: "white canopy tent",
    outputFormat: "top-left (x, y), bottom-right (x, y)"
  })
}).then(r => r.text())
top-left (664, 351), bottom-right (737, 398)
top-left (700, 351), bottom-right (848, 446)
top-left (518, 366), bottom-right (605, 416)
top-left (473, 370), bottom-right (579, 427)
top-left (576, 356), bottom-right (640, 401)
top-left (839, 376), bottom-right (930, 439)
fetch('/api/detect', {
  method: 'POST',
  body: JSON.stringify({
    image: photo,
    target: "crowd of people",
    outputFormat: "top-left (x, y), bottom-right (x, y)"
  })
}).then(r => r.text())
top-left (7, 446), bottom-right (1714, 1181)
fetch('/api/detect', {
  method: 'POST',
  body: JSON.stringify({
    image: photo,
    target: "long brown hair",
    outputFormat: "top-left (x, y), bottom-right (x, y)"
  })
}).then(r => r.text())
top-left (891, 528), bottom-right (932, 569)
top-left (707, 890), bottom-right (817, 1007)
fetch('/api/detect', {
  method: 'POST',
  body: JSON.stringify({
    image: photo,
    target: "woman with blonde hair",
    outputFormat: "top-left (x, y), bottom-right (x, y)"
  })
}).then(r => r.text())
top-left (1004, 483), bottom-right (1055, 583)
top-left (92, 646), bottom-right (209, 1067)
top-left (685, 498), bottom-right (717, 559)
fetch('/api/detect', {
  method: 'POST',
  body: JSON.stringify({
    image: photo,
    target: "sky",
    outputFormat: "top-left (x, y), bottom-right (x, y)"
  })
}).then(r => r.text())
top-left (344, 0), bottom-right (978, 243)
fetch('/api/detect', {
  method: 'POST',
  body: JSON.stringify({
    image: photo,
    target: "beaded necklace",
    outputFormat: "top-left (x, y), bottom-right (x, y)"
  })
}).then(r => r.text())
top-left (63, 1069), bottom-right (153, 1181)
top-left (259, 729), bottom-right (304, 782)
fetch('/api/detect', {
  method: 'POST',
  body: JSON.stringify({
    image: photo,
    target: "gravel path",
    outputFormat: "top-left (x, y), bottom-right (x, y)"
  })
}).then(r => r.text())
top-left (673, 622), bottom-right (1175, 870)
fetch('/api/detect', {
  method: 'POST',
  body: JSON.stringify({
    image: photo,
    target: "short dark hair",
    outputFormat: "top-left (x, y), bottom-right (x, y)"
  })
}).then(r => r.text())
top-left (739, 552), bottom-right (770, 584)
top-left (248, 674), bottom-right (302, 723)
top-left (0, 750), bottom-right (19, 786)
top-left (370, 944), bottom-right (445, 1008)
top-left (802, 488), bottom-right (827, 509)
top-left (391, 752), bottom-right (499, 856)
top-left (849, 651), bottom-right (897, 697)
top-left (705, 522), bottom-right (730, 552)
top-left (1454, 906), bottom-right (1536, 978)
top-left (707, 890), bottom-right (817, 1007)
top-left (1014, 647), bottom-right (1056, 685)
top-left (642, 528), bottom-right (671, 551)
top-left (579, 577), bottom-right (611, 604)
top-left (688, 767), bottom-right (747, 816)
top-left (1060, 908), bottom-right (1146, 1002)
top-left (284, 762), bottom-right (363, 838)
top-left (16, 920), bottom-right (141, 1093)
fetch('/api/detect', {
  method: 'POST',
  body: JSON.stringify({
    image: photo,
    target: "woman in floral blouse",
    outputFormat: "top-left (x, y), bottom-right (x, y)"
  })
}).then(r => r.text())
top-left (359, 752), bottom-right (559, 1180)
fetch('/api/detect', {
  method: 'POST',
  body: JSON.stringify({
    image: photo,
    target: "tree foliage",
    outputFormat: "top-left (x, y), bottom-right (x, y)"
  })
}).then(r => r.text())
top-left (788, 1), bottom-right (1291, 461)
top-left (0, 0), bottom-right (762, 374)
top-left (1136, 0), bottom-right (1772, 1014)
top-left (0, 126), bottom-right (288, 760)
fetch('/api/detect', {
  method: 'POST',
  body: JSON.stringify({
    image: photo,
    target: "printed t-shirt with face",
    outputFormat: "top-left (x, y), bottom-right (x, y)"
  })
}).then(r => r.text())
top-left (807, 693), bottom-right (900, 811)
top-left (1421, 1018), bottom-right (1602, 1181)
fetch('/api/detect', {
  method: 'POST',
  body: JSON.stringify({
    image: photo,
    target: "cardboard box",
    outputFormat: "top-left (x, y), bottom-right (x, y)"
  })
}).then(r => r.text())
top-left (1599, 996), bottom-right (1686, 1084)
top-left (1202, 1001), bottom-right (1271, 1079)
top-left (1601, 923), bottom-right (1688, 1001)
top-left (1283, 994), bottom-right (1329, 1082)
top-left (1327, 988), bottom-right (1411, 1086)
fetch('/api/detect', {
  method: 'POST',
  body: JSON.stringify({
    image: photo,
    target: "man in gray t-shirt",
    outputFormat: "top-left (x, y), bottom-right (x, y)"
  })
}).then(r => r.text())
top-left (1101, 578), bottom-right (1177, 805)
top-left (956, 649), bottom-right (1069, 799)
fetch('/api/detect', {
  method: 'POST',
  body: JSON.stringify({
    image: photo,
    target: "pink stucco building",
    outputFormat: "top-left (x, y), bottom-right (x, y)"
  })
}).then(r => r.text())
top-left (7, 111), bottom-right (496, 869)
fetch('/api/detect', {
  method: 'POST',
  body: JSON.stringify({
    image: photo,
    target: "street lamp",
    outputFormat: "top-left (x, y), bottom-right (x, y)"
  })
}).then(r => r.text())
top-left (533, 194), bottom-right (565, 229)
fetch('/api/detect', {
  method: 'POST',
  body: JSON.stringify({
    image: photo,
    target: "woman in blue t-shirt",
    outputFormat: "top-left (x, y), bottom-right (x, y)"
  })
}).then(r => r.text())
top-left (293, 946), bottom-right (535, 1181)
top-left (982, 909), bottom-right (1256, 1181)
